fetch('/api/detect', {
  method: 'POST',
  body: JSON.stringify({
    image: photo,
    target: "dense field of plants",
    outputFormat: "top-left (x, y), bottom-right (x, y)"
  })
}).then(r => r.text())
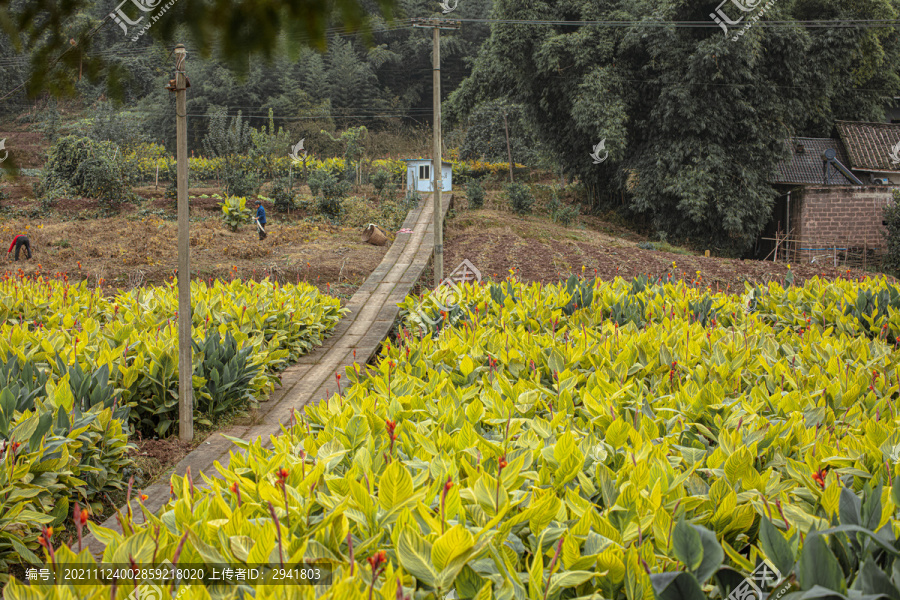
top-left (0, 271), bottom-right (344, 436)
top-left (0, 271), bottom-right (343, 576)
top-left (122, 144), bottom-right (526, 185)
top-left (6, 275), bottom-right (900, 599)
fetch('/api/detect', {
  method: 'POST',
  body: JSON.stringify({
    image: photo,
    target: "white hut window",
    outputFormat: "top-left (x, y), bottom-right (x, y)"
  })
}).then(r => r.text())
top-left (418, 165), bottom-right (430, 180)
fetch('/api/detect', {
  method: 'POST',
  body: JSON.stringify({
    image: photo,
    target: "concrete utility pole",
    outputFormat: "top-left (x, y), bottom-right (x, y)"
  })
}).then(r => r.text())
top-left (174, 44), bottom-right (193, 442)
top-left (413, 17), bottom-right (459, 286)
top-left (503, 112), bottom-right (514, 183)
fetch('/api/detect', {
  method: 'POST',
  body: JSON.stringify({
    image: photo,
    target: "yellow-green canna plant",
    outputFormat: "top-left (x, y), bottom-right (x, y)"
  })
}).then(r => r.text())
top-left (6, 275), bottom-right (900, 599)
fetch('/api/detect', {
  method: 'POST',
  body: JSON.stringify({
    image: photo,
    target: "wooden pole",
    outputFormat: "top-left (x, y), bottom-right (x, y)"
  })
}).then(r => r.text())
top-left (503, 111), bottom-right (514, 183)
top-left (432, 26), bottom-right (443, 286)
top-left (175, 44), bottom-right (193, 442)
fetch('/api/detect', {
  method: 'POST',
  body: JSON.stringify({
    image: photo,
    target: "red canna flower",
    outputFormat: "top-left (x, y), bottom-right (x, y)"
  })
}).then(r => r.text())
top-left (812, 468), bottom-right (826, 489)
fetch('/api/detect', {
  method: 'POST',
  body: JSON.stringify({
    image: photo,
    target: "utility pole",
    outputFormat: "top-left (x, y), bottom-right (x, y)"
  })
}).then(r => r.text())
top-left (413, 17), bottom-right (459, 286)
top-left (173, 44), bottom-right (193, 442)
top-left (503, 112), bottom-right (514, 183)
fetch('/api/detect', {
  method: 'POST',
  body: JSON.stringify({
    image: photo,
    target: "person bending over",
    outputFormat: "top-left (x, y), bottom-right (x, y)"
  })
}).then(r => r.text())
top-left (7, 234), bottom-right (31, 261)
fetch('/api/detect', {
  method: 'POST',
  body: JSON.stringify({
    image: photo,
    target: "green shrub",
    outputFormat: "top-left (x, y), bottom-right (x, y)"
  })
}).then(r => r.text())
top-left (37, 135), bottom-right (133, 208)
top-left (343, 196), bottom-right (381, 228)
top-left (223, 168), bottom-right (257, 198)
top-left (313, 171), bottom-right (350, 219)
top-left (73, 156), bottom-right (132, 208)
top-left (548, 191), bottom-right (579, 227)
top-left (555, 204), bottom-right (579, 227)
top-left (220, 195), bottom-right (252, 231)
top-left (466, 178), bottom-right (485, 209)
top-left (192, 330), bottom-right (262, 426)
top-left (884, 192), bottom-right (900, 276)
top-left (371, 168), bottom-right (391, 195)
top-left (307, 168), bottom-right (327, 197)
top-left (505, 181), bottom-right (533, 214)
top-left (269, 178), bottom-right (295, 213)
top-left (40, 135), bottom-right (94, 188)
top-left (35, 135), bottom-right (94, 202)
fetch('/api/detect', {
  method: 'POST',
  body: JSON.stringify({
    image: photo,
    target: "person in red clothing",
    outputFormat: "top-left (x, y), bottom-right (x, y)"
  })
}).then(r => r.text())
top-left (8, 235), bottom-right (31, 261)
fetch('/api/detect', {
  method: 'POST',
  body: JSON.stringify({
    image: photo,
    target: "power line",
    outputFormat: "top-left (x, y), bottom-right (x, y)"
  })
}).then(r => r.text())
top-left (452, 17), bottom-right (900, 29)
top-left (0, 17), bottom-right (421, 95)
top-left (0, 13), bottom-right (118, 102)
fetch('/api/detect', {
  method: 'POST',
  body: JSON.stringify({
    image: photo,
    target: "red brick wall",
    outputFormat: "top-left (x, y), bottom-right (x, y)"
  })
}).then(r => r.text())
top-left (795, 186), bottom-right (891, 250)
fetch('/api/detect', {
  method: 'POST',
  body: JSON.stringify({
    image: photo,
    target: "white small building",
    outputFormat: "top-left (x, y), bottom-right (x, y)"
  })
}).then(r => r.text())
top-left (404, 159), bottom-right (452, 194)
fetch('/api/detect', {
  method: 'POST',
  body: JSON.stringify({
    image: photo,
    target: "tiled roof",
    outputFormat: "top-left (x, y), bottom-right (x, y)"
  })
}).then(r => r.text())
top-left (834, 120), bottom-right (900, 173)
top-left (771, 138), bottom-right (855, 185)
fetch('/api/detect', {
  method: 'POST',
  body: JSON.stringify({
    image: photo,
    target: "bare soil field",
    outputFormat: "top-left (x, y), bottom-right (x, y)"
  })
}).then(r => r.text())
top-left (0, 181), bottom-right (389, 296)
top-left (444, 208), bottom-right (880, 289)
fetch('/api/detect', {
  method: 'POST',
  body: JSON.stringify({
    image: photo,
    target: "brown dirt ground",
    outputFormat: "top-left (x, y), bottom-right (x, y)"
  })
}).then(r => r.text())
top-left (0, 130), bottom-right (47, 169)
top-left (128, 436), bottom-right (198, 486)
top-left (444, 207), bottom-right (886, 290)
top-left (0, 183), bottom-right (390, 293)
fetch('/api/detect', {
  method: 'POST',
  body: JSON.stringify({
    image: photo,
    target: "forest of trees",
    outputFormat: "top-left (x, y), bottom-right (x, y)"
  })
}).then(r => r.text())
top-left (448, 0), bottom-right (900, 253)
top-left (4, 0), bottom-right (900, 254)
top-left (0, 0), bottom-right (494, 151)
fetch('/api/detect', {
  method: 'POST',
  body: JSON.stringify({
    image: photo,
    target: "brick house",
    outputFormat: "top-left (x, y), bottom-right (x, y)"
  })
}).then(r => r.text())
top-left (763, 122), bottom-right (897, 264)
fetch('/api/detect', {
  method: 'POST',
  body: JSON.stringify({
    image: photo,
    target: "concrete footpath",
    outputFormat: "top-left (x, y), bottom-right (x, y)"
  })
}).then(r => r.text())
top-left (85, 193), bottom-right (449, 555)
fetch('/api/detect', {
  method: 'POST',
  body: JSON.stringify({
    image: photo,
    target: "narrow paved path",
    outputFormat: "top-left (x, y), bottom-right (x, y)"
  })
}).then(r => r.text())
top-left (86, 194), bottom-right (449, 555)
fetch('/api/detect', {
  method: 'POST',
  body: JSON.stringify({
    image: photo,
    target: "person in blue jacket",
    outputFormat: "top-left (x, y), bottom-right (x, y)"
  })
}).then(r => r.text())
top-left (253, 200), bottom-right (267, 240)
